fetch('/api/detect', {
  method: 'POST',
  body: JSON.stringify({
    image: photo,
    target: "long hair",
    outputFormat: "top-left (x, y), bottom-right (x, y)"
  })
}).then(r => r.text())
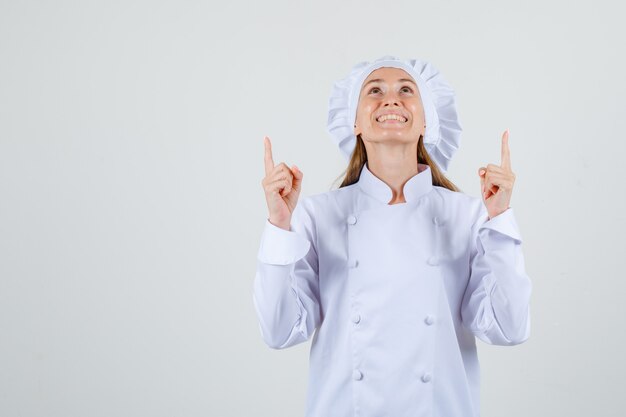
top-left (333, 134), bottom-right (460, 192)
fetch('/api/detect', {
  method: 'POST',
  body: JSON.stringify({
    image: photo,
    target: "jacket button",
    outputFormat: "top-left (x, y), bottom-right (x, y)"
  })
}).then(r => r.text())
top-left (348, 258), bottom-right (359, 268)
top-left (424, 315), bottom-right (435, 325)
top-left (351, 314), bottom-right (361, 324)
top-left (347, 215), bottom-right (357, 225)
top-left (427, 256), bottom-right (439, 266)
top-left (421, 373), bottom-right (432, 383)
top-left (353, 369), bottom-right (363, 380)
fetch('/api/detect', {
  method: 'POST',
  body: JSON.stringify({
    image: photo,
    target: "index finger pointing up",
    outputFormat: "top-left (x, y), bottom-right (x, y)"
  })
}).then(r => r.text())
top-left (500, 129), bottom-right (512, 170)
top-left (264, 136), bottom-right (275, 175)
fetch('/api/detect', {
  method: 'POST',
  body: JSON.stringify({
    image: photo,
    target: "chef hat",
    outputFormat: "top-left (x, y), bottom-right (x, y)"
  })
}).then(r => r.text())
top-left (327, 55), bottom-right (463, 173)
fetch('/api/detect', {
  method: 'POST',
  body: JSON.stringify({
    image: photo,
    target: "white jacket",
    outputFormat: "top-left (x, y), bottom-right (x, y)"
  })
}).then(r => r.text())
top-left (253, 162), bottom-right (532, 417)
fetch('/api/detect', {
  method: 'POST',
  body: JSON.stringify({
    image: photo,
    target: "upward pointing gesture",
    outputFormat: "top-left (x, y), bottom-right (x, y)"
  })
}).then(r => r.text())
top-left (262, 136), bottom-right (304, 231)
top-left (477, 129), bottom-right (516, 220)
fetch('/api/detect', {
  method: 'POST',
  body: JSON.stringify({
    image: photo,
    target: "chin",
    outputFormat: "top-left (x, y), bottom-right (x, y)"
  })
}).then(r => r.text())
top-left (365, 135), bottom-right (419, 145)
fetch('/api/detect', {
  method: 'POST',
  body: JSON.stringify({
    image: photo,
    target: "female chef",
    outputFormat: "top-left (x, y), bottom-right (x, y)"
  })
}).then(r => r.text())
top-left (253, 56), bottom-right (532, 417)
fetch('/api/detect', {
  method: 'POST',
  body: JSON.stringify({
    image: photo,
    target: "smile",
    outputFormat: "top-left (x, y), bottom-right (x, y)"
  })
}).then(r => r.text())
top-left (376, 114), bottom-right (407, 123)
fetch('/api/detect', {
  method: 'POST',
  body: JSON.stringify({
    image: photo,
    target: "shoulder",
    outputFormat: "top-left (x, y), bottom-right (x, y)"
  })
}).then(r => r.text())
top-left (432, 185), bottom-right (481, 207)
top-left (299, 183), bottom-right (359, 212)
top-left (431, 185), bottom-right (486, 224)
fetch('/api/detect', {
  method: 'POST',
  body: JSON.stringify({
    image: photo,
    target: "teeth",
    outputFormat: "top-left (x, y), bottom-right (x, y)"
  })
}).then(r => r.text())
top-left (377, 114), bottom-right (407, 122)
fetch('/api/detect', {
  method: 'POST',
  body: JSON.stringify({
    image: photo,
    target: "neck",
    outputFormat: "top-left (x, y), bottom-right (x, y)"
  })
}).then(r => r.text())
top-left (365, 145), bottom-right (420, 205)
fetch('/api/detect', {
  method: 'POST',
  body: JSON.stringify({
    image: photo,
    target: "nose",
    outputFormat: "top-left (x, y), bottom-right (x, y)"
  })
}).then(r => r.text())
top-left (383, 100), bottom-right (401, 109)
top-left (382, 91), bottom-right (401, 107)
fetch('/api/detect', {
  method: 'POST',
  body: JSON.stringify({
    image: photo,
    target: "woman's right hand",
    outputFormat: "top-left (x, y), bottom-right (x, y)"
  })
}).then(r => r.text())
top-left (262, 136), bottom-right (303, 231)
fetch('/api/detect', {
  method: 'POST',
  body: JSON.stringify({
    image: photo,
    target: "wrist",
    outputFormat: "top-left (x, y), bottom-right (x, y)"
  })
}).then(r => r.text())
top-left (268, 217), bottom-right (291, 231)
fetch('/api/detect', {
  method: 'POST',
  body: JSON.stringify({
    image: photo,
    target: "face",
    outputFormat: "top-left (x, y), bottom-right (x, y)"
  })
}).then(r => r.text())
top-left (353, 67), bottom-right (425, 145)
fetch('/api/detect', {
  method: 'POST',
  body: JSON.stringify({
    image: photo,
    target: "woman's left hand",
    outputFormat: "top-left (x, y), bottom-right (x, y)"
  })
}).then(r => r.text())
top-left (478, 129), bottom-right (515, 220)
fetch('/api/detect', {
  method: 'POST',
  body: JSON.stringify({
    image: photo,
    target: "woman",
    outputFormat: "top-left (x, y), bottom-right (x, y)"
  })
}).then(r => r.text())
top-left (254, 56), bottom-right (532, 417)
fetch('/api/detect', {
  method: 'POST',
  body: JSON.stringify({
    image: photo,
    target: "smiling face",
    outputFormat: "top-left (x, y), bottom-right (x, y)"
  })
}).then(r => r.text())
top-left (353, 67), bottom-right (425, 146)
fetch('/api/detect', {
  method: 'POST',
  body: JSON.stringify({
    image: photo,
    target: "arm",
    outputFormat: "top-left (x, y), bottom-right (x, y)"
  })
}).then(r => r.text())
top-left (461, 204), bottom-right (532, 346)
top-left (252, 197), bottom-right (321, 350)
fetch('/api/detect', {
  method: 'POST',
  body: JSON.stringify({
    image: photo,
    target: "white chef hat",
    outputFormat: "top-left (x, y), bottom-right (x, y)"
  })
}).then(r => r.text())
top-left (327, 55), bottom-right (463, 173)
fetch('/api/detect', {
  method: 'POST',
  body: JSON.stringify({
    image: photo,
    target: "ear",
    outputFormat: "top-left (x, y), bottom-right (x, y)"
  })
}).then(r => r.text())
top-left (354, 123), bottom-right (360, 136)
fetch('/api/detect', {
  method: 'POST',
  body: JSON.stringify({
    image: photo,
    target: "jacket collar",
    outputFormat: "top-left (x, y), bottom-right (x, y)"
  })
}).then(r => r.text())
top-left (357, 162), bottom-right (433, 204)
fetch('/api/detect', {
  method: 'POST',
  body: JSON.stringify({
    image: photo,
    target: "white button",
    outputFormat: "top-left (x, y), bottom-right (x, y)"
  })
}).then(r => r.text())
top-left (432, 216), bottom-right (440, 225)
top-left (421, 373), bottom-right (432, 383)
top-left (424, 315), bottom-right (435, 325)
top-left (347, 215), bottom-right (357, 225)
top-left (353, 369), bottom-right (363, 380)
top-left (349, 258), bottom-right (359, 268)
top-left (427, 256), bottom-right (439, 266)
top-left (351, 314), bottom-right (361, 324)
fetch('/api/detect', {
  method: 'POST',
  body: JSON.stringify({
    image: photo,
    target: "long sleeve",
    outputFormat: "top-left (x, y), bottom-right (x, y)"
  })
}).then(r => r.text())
top-left (252, 197), bottom-right (322, 350)
top-left (461, 204), bottom-right (532, 346)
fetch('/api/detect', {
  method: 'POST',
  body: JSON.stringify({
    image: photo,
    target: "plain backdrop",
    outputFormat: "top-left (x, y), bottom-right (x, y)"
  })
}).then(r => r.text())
top-left (1, 0), bottom-right (624, 416)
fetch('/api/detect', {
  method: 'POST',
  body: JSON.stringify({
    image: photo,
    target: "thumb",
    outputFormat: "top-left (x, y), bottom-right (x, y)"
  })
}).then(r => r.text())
top-left (478, 167), bottom-right (486, 195)
top-left (291, 164), bottom-right (303, 190)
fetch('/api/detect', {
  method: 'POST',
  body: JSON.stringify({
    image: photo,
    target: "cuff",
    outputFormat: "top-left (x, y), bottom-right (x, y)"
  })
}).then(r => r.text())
top-left (478, 207), bottom-right (523, 243)
top-left (257, 218), bottom-right (312, 265)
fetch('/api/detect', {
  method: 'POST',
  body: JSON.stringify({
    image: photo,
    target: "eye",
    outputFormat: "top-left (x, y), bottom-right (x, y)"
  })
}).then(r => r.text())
top-left (368, 87), bottom-right (381, 94)
top-left (401, 86), bottom-right (413, 93)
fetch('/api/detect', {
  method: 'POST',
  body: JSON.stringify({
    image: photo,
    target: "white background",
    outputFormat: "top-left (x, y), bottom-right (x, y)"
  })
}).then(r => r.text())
top-left (1, 0), bottom-right (624, 416)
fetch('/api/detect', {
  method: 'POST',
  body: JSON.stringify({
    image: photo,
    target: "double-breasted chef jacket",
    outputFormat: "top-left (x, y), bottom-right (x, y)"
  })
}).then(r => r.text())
top-left (253, 161), bottom-right (532, 417)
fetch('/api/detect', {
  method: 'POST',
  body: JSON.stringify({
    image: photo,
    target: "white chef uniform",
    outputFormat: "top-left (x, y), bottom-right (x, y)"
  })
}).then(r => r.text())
top-left (253, 161), bottom-right (532, 417)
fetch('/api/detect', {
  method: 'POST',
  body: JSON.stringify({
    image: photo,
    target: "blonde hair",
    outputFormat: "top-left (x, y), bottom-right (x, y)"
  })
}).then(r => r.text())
top-left (333, 134), bottom-right (460, 192)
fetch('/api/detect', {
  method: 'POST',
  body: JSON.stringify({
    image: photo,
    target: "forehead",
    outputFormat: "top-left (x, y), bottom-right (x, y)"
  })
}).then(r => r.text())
top-left (363, 67), bottom-right (414, 83)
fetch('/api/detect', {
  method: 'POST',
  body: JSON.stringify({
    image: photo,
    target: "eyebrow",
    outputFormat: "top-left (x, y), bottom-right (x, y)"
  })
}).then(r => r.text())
top-left (361, 78), bottom-right (417, 90)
